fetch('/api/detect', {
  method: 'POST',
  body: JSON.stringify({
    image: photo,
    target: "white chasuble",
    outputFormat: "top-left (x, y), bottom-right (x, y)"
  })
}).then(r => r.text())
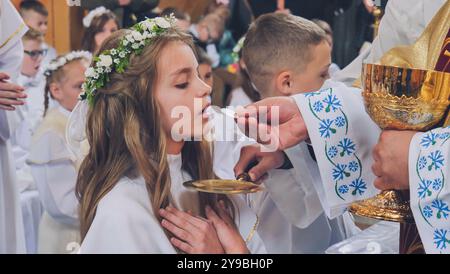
top-left (409, 127), bottom-right (450, 254)
top-left (292, 80), bottom-right (381, 218)
top-left (0, 0), bottom-right (28, 254)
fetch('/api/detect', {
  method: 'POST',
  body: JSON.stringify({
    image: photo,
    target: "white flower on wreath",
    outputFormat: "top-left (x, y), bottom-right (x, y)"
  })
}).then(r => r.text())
top-left (155, 17), bottom-right (171, 29)
top-left (110, 49), bottom-right (117, 55)
top-left (85, 67), bottom-right (96, 78)
top-left (132, 31), bottom-right (144, 42)
top-left (141, 20), bottom-right (156, 31)
top-left (98, 55), bottom-right (113, 67)
top-left (83, 6), bottom-right (109, 28)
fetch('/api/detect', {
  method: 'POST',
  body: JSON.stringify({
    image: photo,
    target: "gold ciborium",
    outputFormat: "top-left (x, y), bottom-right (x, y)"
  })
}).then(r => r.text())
top-left (349, 63), bottom-right (450, 223)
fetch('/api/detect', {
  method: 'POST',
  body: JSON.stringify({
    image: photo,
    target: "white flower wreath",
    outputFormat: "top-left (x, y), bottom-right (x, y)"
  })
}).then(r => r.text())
top-left (83, 6), bottom-right (111, 28)
top-left (80, 15), bottom-right (176, 106)
top-left (44, 51), bottom-right (92, 77)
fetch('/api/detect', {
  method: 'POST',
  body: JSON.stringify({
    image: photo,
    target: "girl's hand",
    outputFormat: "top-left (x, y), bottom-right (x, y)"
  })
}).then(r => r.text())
top-left (206, 201), bottom-right (249, 254)
top-left (160, 206), bottom-right (224, 254)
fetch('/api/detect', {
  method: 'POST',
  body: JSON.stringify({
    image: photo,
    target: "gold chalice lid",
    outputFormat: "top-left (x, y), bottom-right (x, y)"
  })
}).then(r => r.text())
top-left (183, 173), bottom-right (263, 194)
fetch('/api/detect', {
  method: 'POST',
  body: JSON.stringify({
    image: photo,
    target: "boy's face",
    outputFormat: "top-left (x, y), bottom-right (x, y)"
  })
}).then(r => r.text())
top-left (22, 39), bottom-right (44, 77)
top-left (263, 40), bottom-right (331, 98)
top-left (24, 11), bottom-right (48, 35)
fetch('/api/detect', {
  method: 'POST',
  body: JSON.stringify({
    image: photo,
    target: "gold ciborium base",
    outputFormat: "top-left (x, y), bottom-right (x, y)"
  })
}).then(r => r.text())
top-left (349, 190), bottom-right (414, 223)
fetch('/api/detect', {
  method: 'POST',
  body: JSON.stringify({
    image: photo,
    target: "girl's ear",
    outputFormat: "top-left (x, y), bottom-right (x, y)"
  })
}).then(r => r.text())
top-left (275, 71), bottom-right (293, 96)
top-left (49, 82), bottom-right (62, 101)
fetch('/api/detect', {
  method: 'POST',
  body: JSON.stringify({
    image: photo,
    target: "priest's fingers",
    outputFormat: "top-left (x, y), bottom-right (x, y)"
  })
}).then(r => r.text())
top-left (0, 72), bottom-right (10, 81)
top-left (0, 90), bottom-right (27, 100)
top-left (374, 177), bottom-right (390, 191)
top-left (371, 161), bottom-right (382, 177)
top-left (170, 237), bottom-right (194, 254)
top-left (0, 81), bottom-right (25, 93)
top-left (0, 97), bottom-right (25, 107)
top-left (160, 208), bottom-right (197, 235)
top-left (0, 104), bottom-right (15, 111)
top-left (165, 206), bottom-right (206, 230)
top-left (234, 147), bottom-right (256, 177)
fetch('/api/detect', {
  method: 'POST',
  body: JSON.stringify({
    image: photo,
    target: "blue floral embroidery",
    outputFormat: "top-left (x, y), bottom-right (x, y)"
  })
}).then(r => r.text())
top-left (432, 178), bottom-right (443, 191)
top-left (418, 180), bottom-right (433, 199)
top-left (434, 229), bottom-right (450, 250)
top-left (418, 156), bottom-right (427, 170)
top-left (313, 101), bottom-right (324, 112)
top-left (421, 132), bottom-right (439, 148)
top-left (304, 91), bottom-right (321, 98)
top-left (428, 151), bottom-right (445, 170)
top-left (328, 146), bottom-right (338, 159)
top-left (439, 132), bottom-right (450, 140)
top-left (423, 205), bottom-right (433, 218)
top-left (338, 185), bottom-right (349, 194)
top-left (349, 178), bottom-right (367, 195)
top-left (348, 161), bottom-right (359, 172)
top-left (431, 199), bottom-right (450, 219)
top-left (335, 116), bottom-right (346, 128)
top-left (319, 119), bottom-right (336, 138)
top-left (332, 164), bottom-right (349, 181)
top-left (338, 138), bottom-right (356, 156)
top-left (322, 94), bottom-right (342, 112)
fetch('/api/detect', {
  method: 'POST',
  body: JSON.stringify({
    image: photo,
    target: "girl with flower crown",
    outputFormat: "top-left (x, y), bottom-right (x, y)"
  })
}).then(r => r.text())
top-left (81, 7), bottom-right (119, 55)
top-left (27, 51), bottom-right (91, 254)
top-left (72, 16), bottom-right (279, 254)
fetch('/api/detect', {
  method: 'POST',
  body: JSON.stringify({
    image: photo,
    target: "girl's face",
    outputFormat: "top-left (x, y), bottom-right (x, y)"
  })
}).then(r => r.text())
top-left (94, 19), bottom-right (119, 51)
top-left (198, 63), bottom-right (213, 88)
top-left (51, 60), bottom-right (87, 112)
top-left (154, 41), bottom-right (212, 141)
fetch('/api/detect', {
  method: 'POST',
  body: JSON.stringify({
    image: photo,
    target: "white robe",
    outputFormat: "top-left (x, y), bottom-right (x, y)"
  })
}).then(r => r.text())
top-left (9, 74), bottom-right (45, 193)
top-left (289, 0), bottom-right (448, 253)
top-left (0, 0), bottom-right (28, 254)
top-left (409, 128), bottom-right (450, 254)
top-left (80, 153), bottom-right (267, 254)
top-left (27, 106), bottom-right (80, 254)
top-left (212, 110), bottom-right (358, 253)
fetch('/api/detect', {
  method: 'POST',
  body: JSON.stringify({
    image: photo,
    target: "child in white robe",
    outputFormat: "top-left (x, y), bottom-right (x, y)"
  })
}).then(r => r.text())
top-left (76, 19), bottom-right (268, 254)
top-left (10, 29), bottom-right (46, 193)
top-left (27, 51), bottom-right (91, 254)
top-left (237, 13), bottom-right (360, 253)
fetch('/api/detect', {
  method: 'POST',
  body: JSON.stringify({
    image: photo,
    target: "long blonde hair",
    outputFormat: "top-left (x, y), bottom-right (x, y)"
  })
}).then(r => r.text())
top-left (76, 28), bottom-right (235, 241)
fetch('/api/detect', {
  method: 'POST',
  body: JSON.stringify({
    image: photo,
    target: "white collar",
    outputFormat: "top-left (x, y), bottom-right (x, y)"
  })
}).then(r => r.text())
top-left (57, 104), bottom-right (72, 118)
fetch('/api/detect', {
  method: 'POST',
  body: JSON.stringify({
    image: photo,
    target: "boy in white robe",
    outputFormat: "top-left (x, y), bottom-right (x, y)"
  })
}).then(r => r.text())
top-left (236, 13), bottom-right (359, 253)
top-left (10, 29), bottom-right (46, 193)
top-left (0, 0), bottom-right (28, 254)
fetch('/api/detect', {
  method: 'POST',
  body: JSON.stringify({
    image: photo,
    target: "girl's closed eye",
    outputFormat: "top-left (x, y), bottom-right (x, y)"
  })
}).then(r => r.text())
top-left (175, 82), bottom-right (189, 89)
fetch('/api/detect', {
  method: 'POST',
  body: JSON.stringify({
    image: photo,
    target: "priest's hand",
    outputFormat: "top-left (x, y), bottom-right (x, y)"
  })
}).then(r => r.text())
top-left (0, 72), bottom-right (26, 111)
top-left (235, 97), bottom-right (308, 151)
top-left (372, 130), bottom-right (417, 190)
top-left (205, 201), bottom-right (249, 254)
top-left (234, 144), bottom-right (286, 182)
top-left (160, 206), bottom-right (225, 254)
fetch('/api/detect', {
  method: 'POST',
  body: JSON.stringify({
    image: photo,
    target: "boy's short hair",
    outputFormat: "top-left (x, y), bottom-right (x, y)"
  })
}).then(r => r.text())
top-left (312, 19), bottom-right (333, 36)
top-left (22, 28), bottom-right (44, 43)
top-left (242, 13), bottom-right (327, 93)
top-left (19, 0), bottom-right (49, 17)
